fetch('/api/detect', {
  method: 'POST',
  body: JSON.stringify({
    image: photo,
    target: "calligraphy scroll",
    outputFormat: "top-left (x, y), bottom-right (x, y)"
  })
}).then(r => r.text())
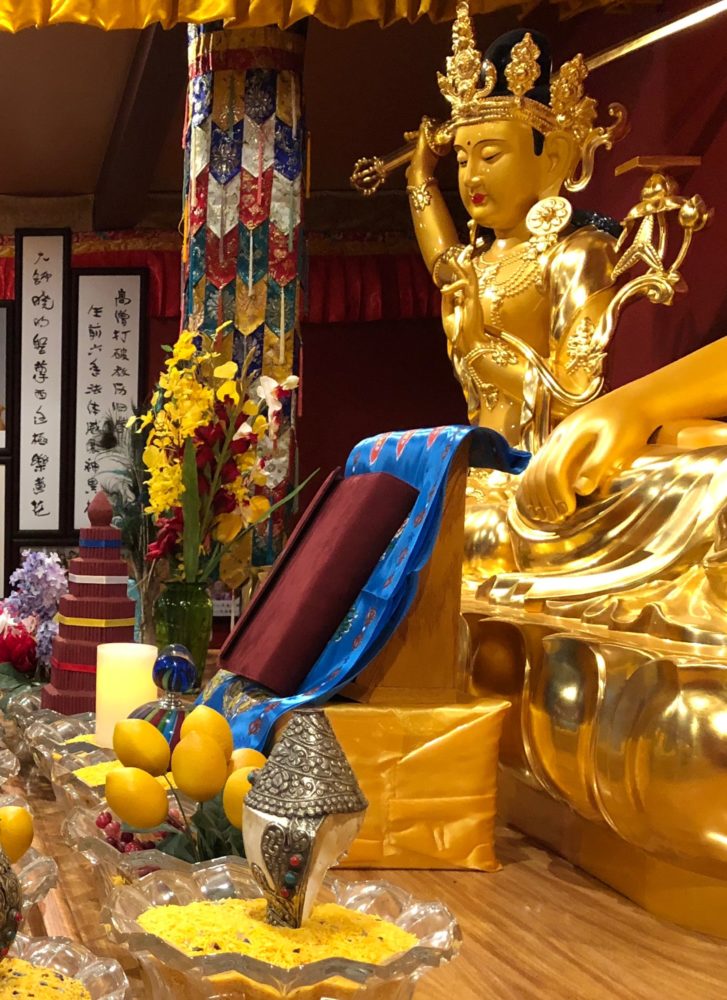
top-left (72, 270), bottom-right (147, 530)
top-left (16, 230), bottom-right (70, 532)
top-left (0, 303), bottom-right (11, 455)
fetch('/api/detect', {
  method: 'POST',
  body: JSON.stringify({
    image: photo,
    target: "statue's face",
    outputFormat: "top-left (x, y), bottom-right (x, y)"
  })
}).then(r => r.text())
top-left (454, 120), bottom-right (555, 233)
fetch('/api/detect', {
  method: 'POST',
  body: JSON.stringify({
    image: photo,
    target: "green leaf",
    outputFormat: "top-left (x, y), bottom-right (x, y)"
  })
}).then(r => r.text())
top-left (254, 469), bottom-right (319, 526)
top-left (0, 663), bottom-right (32, 691)
top-left (181, 438), bottom-right (201, 581)
top-left (155, 831), bottom-right (197, 863)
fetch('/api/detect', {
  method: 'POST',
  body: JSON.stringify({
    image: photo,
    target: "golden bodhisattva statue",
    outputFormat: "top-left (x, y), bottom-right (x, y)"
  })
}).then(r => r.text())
top-left (353, 4), bottom-right (727, 936)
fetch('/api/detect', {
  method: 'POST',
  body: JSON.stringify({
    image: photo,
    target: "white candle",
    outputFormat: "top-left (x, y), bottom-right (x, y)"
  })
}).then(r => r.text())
top-left (96, 643), bottom-right (158, 748)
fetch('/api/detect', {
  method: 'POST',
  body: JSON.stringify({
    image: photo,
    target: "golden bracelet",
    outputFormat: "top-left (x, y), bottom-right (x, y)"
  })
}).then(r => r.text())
top-left (406, 177), bottom-right (438, 213)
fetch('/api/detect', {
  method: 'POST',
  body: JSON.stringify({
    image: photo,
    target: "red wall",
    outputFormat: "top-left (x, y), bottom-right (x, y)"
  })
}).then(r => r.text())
top-left (296, 319), bottom-right (467, 505)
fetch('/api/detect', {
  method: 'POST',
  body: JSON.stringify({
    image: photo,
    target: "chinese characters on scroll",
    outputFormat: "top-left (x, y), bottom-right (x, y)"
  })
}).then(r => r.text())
top-left (73, 274), bottom-right (143, 529)
top-left (18, 234), bottom-right (67, 531)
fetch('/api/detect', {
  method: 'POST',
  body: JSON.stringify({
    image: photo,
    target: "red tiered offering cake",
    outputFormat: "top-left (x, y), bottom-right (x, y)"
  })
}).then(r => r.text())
top-left (42, 492), bottom-right (136, 715)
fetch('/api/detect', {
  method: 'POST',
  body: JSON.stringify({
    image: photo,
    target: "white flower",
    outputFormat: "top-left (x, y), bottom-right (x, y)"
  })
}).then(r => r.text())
top-left (0, 610), bottom-right (14, 635)
top-left (256, 376), bottom-right (282, 415)
top-left (256, 375), bottom-right (299, 416)
top-left (232, 420), bottom-right (254, 441)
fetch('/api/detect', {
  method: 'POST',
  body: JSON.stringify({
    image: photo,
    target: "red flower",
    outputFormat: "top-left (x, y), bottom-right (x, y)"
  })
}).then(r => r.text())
top-left (220, 460), bottom-right (239, 484)
top-left (214, 401), bottom-right (230, 427)
top-left (197, 472), bottom-right (211, 496)
top-left (147, 509), bottom-right (183, 561)
top-left (213, 489), bottom-right (236, 514)
top-left (195, 444), bottom-right (215, 469)
top-left (195, 422), bottom-right (225, 448)
top-left (230, 437), bottom-right (251, 456)
top-left (0, 626), bottom-right (37, 675)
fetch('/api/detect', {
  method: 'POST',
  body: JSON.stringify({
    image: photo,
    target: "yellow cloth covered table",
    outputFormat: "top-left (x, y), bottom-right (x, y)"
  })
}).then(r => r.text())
top-left (326, 698), bottom-right (510, 872)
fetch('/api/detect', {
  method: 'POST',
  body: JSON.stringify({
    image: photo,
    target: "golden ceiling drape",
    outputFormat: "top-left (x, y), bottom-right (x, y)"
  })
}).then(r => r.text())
top-left (0, 0), bottom-right (511, 31)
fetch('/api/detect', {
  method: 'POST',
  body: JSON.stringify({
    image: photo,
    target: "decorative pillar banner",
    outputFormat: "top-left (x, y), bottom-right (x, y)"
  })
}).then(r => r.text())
top-left (183, 24), bottom-right (305, 565)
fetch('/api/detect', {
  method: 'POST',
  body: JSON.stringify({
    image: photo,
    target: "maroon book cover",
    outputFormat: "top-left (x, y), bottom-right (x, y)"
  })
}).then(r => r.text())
top-left (219, 469), bottom-right (417, 696)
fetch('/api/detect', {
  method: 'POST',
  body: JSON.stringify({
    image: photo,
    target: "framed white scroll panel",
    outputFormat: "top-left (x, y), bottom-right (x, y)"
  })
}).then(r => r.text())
top-left (16, 230), bottom-right (70, 532)
top-left (72, 269), bottom-right (148, 530)
top-left (0, 303), bottom-right (11, 454)
top-left (0, 464), bottom-right (6, 597)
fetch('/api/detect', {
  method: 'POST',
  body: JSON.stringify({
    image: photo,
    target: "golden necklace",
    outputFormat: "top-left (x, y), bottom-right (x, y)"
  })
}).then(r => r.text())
top-left (474, 240), bottom-right (542, 330)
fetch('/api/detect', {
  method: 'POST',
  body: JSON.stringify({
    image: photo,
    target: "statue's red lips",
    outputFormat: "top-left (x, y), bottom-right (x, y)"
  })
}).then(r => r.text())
top-left (471, 193), bottom-right (487, 205)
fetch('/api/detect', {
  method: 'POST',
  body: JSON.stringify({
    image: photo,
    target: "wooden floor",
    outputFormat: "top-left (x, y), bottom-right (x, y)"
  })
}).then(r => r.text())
top-left (21, 775), bottom-right (727, 1000)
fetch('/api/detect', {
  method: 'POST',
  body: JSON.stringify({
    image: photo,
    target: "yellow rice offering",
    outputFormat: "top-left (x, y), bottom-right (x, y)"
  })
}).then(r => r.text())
top-left (73, 760), bottom-right (122, 787)
top-left (0, 957), bottom-right (91, 999)
top-left (138, 898), bottom-right (417, 969)
top-left (64, 735), bottom-right (100, 748)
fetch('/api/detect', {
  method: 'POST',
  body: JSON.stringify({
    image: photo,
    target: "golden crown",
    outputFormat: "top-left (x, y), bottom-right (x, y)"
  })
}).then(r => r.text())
top-left (438, 2), bottom-right (628, 190)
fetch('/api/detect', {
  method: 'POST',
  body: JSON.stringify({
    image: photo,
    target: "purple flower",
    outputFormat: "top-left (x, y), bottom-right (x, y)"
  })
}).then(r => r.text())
top-left (4, 550), bottom-right (68, 667)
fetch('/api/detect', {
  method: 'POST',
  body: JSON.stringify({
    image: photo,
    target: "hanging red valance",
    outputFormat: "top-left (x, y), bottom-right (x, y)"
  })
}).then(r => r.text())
top-left (0, 231), bottom-right (182, 320)
top-left (0, 229), bottom-right (439, 325)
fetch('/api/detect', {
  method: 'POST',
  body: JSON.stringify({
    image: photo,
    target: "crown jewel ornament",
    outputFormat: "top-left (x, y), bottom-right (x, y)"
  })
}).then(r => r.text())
top-left (351, 3), bottom-right (628, 196)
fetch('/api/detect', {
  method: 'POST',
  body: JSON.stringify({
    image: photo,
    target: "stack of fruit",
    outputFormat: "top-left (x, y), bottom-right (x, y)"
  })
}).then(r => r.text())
top-left (103, 706), bottom-right (265, 863)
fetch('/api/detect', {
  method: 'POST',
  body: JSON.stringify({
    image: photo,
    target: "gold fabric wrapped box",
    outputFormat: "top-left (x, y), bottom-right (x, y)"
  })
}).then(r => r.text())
top-left (326, 697), bottom-right (510, 872)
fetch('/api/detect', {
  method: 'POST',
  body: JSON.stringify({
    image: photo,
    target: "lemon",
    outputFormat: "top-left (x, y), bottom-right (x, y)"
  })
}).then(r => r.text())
top-left (106, 767), bottom-right (170, 829)
top-left (171, 732), bottom-right (227, 802)
top-left (180, 706), bottom-right (233, 761)
top-left (222, 766), bottom-right (256, 829)
top-left (113, 719), bottom-right (171, 777)
top-left (227, 747), bottom-right (266, 777)
top-left (0, 806), bottom-right (34, 863)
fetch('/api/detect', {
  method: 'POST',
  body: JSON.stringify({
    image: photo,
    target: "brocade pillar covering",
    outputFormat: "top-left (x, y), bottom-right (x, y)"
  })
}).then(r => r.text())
top-left (183, 23), bottom-right (305, 563)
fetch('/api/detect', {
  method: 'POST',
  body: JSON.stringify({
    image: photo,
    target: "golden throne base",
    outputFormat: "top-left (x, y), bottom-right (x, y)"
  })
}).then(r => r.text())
top-left (499, 769), bottom-right (727, 939)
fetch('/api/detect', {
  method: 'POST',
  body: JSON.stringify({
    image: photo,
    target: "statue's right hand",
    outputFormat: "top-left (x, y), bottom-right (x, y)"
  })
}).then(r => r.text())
top-left (405, 118), bottom-right (449, 184)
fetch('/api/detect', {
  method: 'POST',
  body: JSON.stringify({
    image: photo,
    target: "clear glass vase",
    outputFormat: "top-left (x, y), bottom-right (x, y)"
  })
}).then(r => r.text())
top-left (153, 582), bottom-right (213, 690)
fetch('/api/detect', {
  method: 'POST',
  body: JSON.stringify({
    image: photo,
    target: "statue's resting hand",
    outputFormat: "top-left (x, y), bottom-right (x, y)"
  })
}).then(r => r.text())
top-left (517, 388), bottom-right (657, 523)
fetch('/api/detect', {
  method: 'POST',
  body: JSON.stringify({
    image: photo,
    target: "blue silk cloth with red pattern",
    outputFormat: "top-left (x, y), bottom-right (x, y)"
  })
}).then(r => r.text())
top-left (199, 426), bottom-right (529, 750)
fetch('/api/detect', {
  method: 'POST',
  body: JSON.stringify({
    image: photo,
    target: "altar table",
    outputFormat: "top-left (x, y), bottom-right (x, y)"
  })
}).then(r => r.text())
top-left (17, 775), bottom-right (727, 1000)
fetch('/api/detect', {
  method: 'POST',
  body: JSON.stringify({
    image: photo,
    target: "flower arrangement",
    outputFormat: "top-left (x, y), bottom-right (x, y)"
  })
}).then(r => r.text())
top-left (130, 326), bottom-right (299, 588)
top-left (0, 551), bottom-right (68, 693)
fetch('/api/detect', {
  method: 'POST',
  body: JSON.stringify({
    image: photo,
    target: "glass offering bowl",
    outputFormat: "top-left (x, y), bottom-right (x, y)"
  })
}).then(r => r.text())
top-left (0, 794), bottom-right (58, 913)
top-left (10, 933), bottom-right (129, 999)
top-left (25, 712), bottom-right (99, 780)
top-left (103, 858), bottom-right (461, 999)
top-left (50, 749), bottom-right (121, 810)
top-left (0, 745), bottom-right (20, 783)
top-left (61, 804), bottom-right (201, 901)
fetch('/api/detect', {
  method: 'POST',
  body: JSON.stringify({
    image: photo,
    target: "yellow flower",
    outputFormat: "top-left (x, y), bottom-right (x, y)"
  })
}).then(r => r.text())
top-left (220, 532), bottom-right (252, 589)
top-left (217, 380), bottom-right (240, 405)
top-left (245, 495), bottom-right (270, 522)
top-left (251, 469), bottom-right (268, 486)
top-left (214, 512), bottom-right (245, 544)
top-left (242, 400), bottom-right (259, 417)
top-left (172, 331), bottom-right (197, 360)
top-left (214, 361), bottom-right (238, 380)
top-left (252, 415), bottom-right (268, 436)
